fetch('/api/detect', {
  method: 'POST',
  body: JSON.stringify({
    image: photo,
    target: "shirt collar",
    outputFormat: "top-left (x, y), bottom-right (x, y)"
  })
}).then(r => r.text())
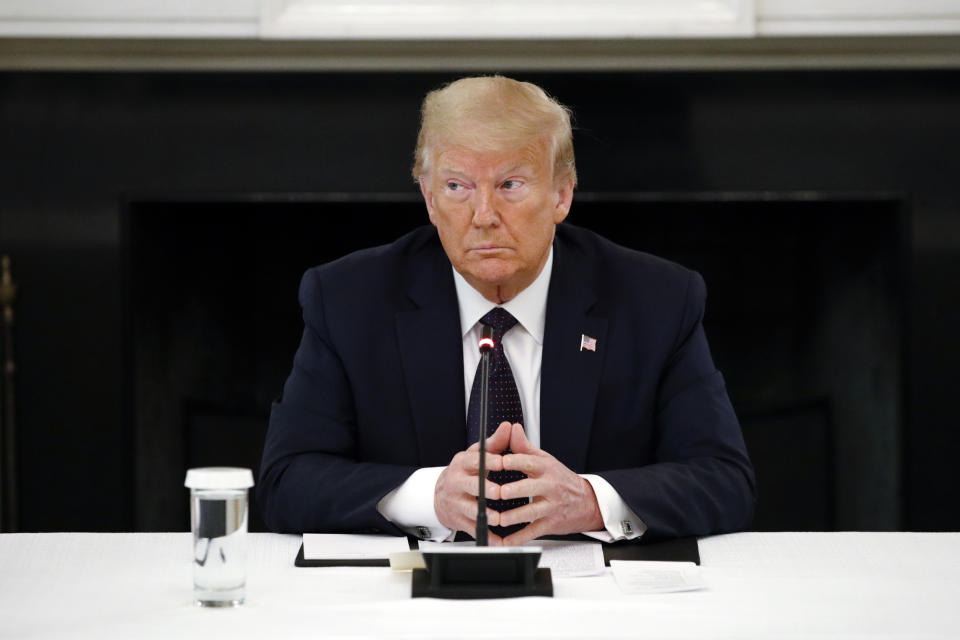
top-left (453, 246), bottom-right (553, 345)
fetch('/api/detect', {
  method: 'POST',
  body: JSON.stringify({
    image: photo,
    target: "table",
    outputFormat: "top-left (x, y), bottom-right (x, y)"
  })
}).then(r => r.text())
top-left (1, 532), bottom-right (958, 638)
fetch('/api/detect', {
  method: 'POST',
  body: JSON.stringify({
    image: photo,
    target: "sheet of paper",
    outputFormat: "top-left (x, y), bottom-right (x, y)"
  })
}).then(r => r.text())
top-left (532, 540), bottom-right (606, 577)
top-left (302, 533), bottom-right (410, 560)
top-left (418, 539), bottom-right (605, 578)
top-left (609, 560), bottom-right (706, 594)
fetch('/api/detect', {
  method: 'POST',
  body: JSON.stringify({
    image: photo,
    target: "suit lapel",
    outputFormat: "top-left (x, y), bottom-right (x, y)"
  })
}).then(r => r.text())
top-left (540, 231), bottom-right (607, 473)
top-left (395, 242), bottom-right (466, 467)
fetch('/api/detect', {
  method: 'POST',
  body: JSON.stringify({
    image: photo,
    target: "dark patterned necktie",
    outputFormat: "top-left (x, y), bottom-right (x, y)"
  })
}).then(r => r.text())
top-left (466, 307), bottom-right (528, 537)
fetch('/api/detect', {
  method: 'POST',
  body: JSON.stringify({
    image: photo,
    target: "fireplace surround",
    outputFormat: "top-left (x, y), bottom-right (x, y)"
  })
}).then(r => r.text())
top-left (125, 191), bottom-right (905, 532)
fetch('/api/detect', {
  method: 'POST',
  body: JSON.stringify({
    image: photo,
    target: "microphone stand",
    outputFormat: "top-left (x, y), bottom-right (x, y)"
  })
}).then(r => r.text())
top-left (409, 323), bottom-right (552, 598)
top-left (475, 325), bottom-right (493, 546)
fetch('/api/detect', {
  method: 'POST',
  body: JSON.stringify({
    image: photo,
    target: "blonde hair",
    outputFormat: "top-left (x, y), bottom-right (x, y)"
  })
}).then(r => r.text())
top-left (412, 76), bottom-right (577, 187)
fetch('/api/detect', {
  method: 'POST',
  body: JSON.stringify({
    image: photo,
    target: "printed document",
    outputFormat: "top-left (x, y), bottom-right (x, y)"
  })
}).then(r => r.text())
top-left (610, 560), bottom-right (706, 594)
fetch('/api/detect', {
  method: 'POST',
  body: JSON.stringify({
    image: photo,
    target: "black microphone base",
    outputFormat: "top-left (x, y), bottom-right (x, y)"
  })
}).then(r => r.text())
top-left (411, 567), bottom-right (552, 599)
top-left (411, 549), bottom-right (553, 599)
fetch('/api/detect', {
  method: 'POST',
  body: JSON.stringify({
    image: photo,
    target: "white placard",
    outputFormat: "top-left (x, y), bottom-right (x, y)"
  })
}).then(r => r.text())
top-left (302, 533), bottom-right (410, 559)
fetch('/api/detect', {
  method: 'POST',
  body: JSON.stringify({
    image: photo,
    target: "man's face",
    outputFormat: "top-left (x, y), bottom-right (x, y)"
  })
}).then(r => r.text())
top-left (419, 140), bottom-right (573, 304)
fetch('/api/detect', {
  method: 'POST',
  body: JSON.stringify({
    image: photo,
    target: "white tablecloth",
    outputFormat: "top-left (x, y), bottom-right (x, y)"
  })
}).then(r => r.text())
top-left (1, 531), bottom-right (958, 639)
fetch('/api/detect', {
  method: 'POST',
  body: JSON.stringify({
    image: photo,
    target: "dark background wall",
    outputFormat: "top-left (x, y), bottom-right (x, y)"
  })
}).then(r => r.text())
top-left (126, 193), bottom-right (903, 534)
top-left (0, 71), bottom-right (957, 532)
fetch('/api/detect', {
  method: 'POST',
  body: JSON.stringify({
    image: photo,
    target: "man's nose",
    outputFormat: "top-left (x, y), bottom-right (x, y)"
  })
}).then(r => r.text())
top-left (471, 185), bottom-right (500, 227)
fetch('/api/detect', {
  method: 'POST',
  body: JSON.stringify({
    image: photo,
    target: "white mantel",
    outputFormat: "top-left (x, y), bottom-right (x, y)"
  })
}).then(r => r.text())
top-left (1, 0), bottom-right (960, 70)
top-left (261, 0), bottom-right (755, 39)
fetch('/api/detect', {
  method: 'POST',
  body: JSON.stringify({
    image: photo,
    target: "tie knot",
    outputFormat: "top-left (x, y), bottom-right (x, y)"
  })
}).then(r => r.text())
top-left (480, 307), bottom-right (519, 340)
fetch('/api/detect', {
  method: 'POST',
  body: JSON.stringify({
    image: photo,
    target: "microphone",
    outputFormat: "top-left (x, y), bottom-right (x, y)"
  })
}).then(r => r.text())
top-left (410, 323), bottom-right (550, 598)
top-left (476, 325), bottom-right (494, 546)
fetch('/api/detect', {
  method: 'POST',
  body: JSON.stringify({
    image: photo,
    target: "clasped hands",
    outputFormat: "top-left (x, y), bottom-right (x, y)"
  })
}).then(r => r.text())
top-left (434, 421), bottom-right (604, 546)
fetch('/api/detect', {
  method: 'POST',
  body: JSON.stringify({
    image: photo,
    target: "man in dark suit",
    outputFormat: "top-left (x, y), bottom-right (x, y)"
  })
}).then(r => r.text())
top-left (258, 76), bottom-right (754, 545)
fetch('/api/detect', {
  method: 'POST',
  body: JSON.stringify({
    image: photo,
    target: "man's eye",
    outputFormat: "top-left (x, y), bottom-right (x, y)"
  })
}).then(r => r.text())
top-left (503, 180), bottom-right (522, 189)
top-left (447, 182), bottom-right (461, 191)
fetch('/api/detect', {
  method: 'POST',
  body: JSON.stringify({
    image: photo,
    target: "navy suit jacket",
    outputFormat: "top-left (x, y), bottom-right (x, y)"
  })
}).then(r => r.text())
top-left (258, 223), bottom-right (755, 540)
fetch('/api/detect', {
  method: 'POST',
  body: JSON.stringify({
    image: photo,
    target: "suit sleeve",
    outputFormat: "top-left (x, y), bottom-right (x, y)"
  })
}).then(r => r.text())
top-left (257, 268), bottom-right (416, 534)
top-left (597, 271), bottom-right (756, 540)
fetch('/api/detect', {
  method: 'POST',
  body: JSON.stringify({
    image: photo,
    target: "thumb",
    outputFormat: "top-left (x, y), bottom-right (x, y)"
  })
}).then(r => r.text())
top-left (508, 422), bottom-right (535, 454)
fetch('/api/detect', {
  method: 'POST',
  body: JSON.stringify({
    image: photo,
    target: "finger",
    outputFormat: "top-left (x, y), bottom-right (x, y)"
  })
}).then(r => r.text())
top-left (459, 502), bottom-right (505, 531)
top-left (502, 518), bottom-right (551, 547)
top-left (484, 480), bottom-right (502, 501)
top-left (459, 476), bottom-right (503, 501)
top-left (498, 477), bottom-right (545, 501)
top-left (436, 474), bottom-right (494, 533)
top-left (454, 495), bottom-right (500, 531)
top-left (457, 513), bottom-right (503, 539)
top-left (485, 507), bottom-right (502, 527)
top-left (484, 452), bottom-right (505, 472)
top-left (508, 422), bottom-right (536, 454)
top-left (451, 449), bottom-right (500, 473)
top-left (458, 502), bottom-right (504, 528)
top-left (449, 467), bottom-right (497, 496)
top-left (501, 452), bottom-right (546, 476)
top-left (498, 499), bottom-right (551, 528)
top-left (460, 452), bottom-right (504, 474)
top-left (436, 491), bottom-right (476, 532)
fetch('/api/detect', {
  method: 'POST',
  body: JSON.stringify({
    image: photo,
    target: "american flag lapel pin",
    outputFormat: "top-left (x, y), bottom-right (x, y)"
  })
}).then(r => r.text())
top-left (580, 334), bottom-right (597, 352)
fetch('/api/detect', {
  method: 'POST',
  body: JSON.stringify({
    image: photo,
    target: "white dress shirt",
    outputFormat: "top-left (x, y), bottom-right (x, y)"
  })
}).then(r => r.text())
top-left (378, 246), bottom-right (645, 542)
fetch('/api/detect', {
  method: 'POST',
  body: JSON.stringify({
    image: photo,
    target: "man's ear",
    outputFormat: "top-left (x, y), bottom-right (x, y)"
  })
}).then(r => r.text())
top-left (553, 177), bottom-right (574, 224)
top-left (419, 176), bottom-right (438, 226)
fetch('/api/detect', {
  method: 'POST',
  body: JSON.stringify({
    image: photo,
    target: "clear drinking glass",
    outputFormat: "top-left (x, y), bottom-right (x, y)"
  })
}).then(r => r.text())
top-left (184, 467), bottom-right (255, 607)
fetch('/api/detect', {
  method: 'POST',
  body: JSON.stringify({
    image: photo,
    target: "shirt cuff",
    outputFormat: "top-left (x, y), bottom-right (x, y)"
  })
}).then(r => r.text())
top-left (580, 474), bottom-right (646, 543)
top-left (376, 466), bottom-right (455, 542)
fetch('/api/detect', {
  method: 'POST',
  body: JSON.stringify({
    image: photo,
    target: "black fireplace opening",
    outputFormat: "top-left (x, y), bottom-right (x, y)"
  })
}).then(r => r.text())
top-left (125, 192), bottom-right (906, 533)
